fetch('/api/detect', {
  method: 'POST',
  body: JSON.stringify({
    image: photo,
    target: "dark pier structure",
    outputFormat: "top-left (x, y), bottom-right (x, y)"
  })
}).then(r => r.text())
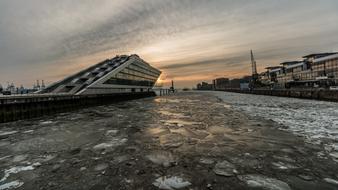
top-left (0, 92), bottom-right (155, 123)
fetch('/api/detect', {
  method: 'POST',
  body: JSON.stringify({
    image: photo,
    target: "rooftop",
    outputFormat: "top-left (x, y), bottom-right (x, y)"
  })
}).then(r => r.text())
top-left (302, 52), bottom-right (338, 59)
top-left (265, 66), bottom-right (283, 70)
top-left (280, 61), bottom-right (302, 66)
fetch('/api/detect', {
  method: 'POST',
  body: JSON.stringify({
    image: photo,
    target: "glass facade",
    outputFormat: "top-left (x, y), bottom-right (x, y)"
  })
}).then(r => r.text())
top-left (275, 57), bottom-right (338, 87)
top-left (104, 61), bottom-right (160, 87)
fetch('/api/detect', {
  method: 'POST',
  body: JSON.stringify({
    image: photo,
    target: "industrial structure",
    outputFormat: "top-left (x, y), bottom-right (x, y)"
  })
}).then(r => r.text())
top-left (40, 54), bottom-right (161, 95)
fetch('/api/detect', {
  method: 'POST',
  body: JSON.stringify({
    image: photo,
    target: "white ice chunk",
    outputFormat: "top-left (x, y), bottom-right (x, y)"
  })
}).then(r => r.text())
top-left (213, 160), bottom-right (237, 177)
top-left (0, 131), bottom-right (18, 137)
top-left (0, 180), bottom-right (23, 190)
top-left (153, 176), bottom-right (191, 190)
top-left (324, 178), bottom-right (338, 185)
top-left (238, 174), bottom-right (291, 190)
top-left (0, 165), bottom-right (36, 183)
top-left (40, 121), bottom-right (53, 125)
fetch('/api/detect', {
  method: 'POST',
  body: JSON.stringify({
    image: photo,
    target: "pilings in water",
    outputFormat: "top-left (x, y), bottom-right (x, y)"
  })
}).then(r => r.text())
top-left (158, 88), bottom-right (176, 96)
top-left (159, 89), bottom-right (169, 96)
top-left (0, 92), bottom-right (156, 123)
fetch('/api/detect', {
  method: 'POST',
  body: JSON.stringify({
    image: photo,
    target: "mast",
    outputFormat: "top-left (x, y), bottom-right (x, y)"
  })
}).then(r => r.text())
top-left (251, 50), bottom-right (258, 81)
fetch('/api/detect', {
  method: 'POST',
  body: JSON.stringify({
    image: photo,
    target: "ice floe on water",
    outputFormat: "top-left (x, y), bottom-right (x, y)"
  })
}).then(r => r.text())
top-left (93, 138), bottom-right (128, 152)
top-left (0, 162), bottom-right (40, 189)
top-left (153, 176), bottom-right (191, 190)
top-left (211, 91), bottom-right (338, 159)
top-left (40, 121), bottom-right (53, 125)
top-left (12, 155), bottom-right (27, 163)
top-left (0, 131), bottom-right (18, 137)
top-left (199, 157), bottom-right (215, 165)
top-left (161, 119), bottom-right (202, 127)
top-left (0, 180), bottom-right (23, 190)
top-left (22, 130), bottom-right (34, 134)
top-left (213, 160), bottom-right (237, 177)
top-left (159, 133), bottom-right (184, 148)
top-left (0, 165), bottom-right (34, 183)
top-left (146, 151), bottom-right (175, 167)
top-left (238, 174), bottom-right (291, 190)
top-left (158, 111), bottom-right (188, 119)
top-left (323, 178), bottom-right (338, 185)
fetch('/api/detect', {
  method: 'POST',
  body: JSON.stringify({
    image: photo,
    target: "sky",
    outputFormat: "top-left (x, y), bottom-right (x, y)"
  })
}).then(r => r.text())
top-left (1, 0), bottom-right (338, 88)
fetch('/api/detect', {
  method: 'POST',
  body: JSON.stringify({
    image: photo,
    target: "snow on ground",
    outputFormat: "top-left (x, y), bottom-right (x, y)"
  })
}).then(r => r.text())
top-left (209, 91), bottom-right (338, 159)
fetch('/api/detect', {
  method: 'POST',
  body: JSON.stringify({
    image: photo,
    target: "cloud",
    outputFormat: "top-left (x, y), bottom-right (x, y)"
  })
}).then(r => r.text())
top-left (0, 0), bottom-right (338, 87)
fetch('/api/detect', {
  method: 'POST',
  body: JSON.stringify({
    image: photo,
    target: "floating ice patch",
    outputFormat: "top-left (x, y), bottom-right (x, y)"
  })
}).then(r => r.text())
top-left (0, 131), bottom-right (18, 137)
top-left (158, 111), bottom-right (187, 118)
top-left (159, 133), bottom-right (184, 148)
top-left (22, 130), bottom-right (34, 134)
top-left (12, 155), bottom-right (27, 162)
top-left (162, 119), bottom-right (201, 127)
top-left (213, 160), bottom-right (237, 177)
top-left (323, 178), bottom-right (338, 185)
top-left (93, 138), bottom-right (127, 151)
top-left (199, 158), bottom-right (214, 165)
top-left (40, 121), bottom-right (53, 125)
top-left (0, 164), bottom-right (38, 183)
top-left (238, 174), bottom-right (291, 190)
top-left (0, 156), bottom-right (11, 161)
top-left (0, 180), bottom-right (23, 190)
top-left (105, 130), bottom-right (118, 136)
top-left (146, 151), bottom-right (175, 167)
top-left (94, 163), bottom-right (108, 171)
top-left (153, 176), bottom-right (191, 190)
top-left (272, 162), bottom-right (299, 170)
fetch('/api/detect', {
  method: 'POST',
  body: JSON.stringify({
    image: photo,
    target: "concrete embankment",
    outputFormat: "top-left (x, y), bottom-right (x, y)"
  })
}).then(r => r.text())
top-left (0, 92), bottom-right (156, 123)
top-left (219, 89), bottom-right (338, 102)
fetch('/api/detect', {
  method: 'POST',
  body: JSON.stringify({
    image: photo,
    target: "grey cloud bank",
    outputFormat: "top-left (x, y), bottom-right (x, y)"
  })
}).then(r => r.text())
top-left (0, 0), bottom-right (338, 87)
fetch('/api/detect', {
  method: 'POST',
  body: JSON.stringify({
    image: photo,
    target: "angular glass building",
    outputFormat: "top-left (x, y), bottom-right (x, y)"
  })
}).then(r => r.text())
top-left (41, 54), bottom-right (161, 95)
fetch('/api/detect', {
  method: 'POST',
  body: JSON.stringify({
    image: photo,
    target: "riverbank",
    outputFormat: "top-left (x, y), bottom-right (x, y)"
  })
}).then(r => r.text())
top-left (218, 88), bottom-right (338, 102)
top-left (0, 92), bottom-right (338, 189)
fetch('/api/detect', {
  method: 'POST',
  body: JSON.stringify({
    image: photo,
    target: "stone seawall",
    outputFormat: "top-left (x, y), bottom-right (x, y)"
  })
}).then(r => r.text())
top-left (220, 89), bottom-right (338, 102)
top-left (0, 92), bottom-right (156, 123)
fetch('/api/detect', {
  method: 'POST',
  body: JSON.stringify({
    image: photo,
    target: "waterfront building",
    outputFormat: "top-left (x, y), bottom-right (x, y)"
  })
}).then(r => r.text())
top-left (263, 52), bottom-right (338, 88)
top-left (40, 54), bottom-right (161, 95)
top-left (212, 78), bottom-right (230, 90)
top-left (197, 82), bottom-right (213, 90)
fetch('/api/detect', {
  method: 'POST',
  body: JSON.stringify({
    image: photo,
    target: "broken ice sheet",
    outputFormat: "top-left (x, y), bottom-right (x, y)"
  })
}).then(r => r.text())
top-left (213, 160), bottom-right (237, 177)
top-left (1, 165), bottom-right (35, 183)
top-left (0, 131), bottom-right (18, 137)
top-left (0, 180), bottom-right (23, 190)
top-left (238, 174), bottom-right (291, 190)
top-left (146, 151), bottom-right (175, 167)
top-left (153, 176), bottom-right (191, 190)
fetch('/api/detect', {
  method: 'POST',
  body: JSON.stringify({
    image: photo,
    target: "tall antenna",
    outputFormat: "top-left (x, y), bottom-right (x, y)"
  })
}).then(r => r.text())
top-left (251, 50), bottom-right (258, 81)
top-left (251, 50), bottom-right (257, 75)
top-left (41, 80), bottom-right (45, 89)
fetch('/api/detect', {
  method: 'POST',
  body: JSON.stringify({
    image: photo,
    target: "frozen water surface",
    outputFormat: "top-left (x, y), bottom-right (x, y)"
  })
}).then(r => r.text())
top-left (210, 91), bottom-right (338, 158)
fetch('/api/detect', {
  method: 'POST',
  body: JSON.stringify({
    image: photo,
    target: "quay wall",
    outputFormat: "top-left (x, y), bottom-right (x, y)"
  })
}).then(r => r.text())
top-left (220, 89), bottom-right (338, 102)
top-left (0, 92), bottom-right (156, 123)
